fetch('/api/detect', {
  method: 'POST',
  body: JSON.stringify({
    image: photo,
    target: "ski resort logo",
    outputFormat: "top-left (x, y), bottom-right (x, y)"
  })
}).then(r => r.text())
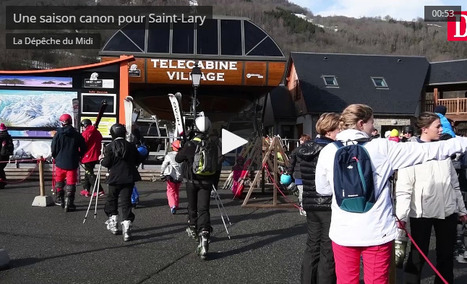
top-left (128, 64), bottom-right (141, 77)
top-left (83, 72), bottom-right (115, 89)
top-left (447, 11), bottom-right (467, 41)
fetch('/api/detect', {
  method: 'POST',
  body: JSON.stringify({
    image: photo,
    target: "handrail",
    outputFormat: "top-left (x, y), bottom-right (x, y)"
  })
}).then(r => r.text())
top-left (427, 98), bottom-right (467, 115)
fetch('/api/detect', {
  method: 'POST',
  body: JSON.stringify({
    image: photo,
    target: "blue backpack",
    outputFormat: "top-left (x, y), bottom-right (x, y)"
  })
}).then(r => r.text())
top-left (333, 140), bottom-right (375, 213)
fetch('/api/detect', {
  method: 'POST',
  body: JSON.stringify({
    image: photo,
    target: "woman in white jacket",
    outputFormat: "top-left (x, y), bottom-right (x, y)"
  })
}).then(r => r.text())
top-left (315, 104), bottom-right (467, 284)
top-left (395, 112), bottom-right (467, 284)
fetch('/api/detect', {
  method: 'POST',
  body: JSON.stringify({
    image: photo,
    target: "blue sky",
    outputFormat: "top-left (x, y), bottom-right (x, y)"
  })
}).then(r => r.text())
top-left (289, 0), bottom-right (463, 21)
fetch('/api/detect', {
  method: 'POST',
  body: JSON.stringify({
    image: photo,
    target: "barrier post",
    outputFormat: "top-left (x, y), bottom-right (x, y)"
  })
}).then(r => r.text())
top-left (32, 157), bottom-right (54, 207)
top-left (39, 156), bottom-right (45, 196)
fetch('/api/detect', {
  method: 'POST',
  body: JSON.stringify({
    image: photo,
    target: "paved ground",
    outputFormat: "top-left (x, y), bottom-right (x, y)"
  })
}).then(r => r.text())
top-left (1, 179), bottom-right (467, 283)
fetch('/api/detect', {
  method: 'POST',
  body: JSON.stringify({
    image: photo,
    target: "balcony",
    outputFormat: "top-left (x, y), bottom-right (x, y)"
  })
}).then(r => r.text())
top-left (425, 98), bottom-right (467, 122)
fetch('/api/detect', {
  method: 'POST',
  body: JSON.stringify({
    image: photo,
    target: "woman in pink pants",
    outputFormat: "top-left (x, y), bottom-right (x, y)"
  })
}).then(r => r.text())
top-left (161, 140), bottom-right (183, 214)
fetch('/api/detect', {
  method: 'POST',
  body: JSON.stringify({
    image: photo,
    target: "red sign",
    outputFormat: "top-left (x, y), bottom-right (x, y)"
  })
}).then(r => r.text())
top-left (448, 11), bottom-right (467, 41)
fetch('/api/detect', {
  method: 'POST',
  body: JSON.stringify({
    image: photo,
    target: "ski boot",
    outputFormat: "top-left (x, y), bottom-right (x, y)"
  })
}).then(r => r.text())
top-left (55, 189), bottom-right (64, 208)
top-left (105, 215), bottom-right (119, 235)
top-left (122, 220), bottom-right (132, 242)
top-left (64, 185), bottom-right (76, 212)
top-left (186, 225), bottom-right (198, 241)
top-left (196, 230), bottom-right (210, 260)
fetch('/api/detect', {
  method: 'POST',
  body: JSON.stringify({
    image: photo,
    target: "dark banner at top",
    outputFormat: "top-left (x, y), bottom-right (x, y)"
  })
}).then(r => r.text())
top-left (6, 6), bottom-right (212, 30)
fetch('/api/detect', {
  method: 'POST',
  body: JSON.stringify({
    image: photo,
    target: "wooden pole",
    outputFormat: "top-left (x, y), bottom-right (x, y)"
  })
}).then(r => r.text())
top-left (39, 156), bottom-right (44, 196)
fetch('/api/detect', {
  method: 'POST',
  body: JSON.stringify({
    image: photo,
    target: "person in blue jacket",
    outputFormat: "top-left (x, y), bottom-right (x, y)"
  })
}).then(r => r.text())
top-left (434, 105), bottom-right (456, 139)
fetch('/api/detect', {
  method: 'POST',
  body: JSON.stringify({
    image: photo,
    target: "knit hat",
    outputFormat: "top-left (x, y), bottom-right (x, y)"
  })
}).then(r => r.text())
top-left (434, 105), bottom-right (447, 115)
top-left (0, 123), bottom-right (6, 131)
top-left (390, 129), bottom-right (399, 137)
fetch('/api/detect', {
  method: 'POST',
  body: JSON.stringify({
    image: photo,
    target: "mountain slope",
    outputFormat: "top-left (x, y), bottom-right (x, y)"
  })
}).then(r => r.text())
top-left (0, 0), bottom-right (465, 70)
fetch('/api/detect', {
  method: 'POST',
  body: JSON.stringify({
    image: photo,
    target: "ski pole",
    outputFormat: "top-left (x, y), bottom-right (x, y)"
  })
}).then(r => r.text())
top-left (83, 164), bottom-right (100, 224)
top-left (212, 185), bottom-right (231, 239)
top-left (93, 163), bottom-right (102, 219)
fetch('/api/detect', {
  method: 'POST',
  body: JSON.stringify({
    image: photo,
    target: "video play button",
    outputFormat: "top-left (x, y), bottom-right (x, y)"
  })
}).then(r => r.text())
top-left (221, 129), bottom-right (248, 155)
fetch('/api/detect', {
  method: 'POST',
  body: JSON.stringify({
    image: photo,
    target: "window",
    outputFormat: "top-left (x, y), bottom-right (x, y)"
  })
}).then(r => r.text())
top-left (147, 23), bottom-right (170, 53)
top-left (371, 77), bottom-right (389, 88)
top-left (172, 23), bottom-right (194, 54)
top-left (322, 75), bottom-right (338, 87)
top-left (197, 19), bottom-right (218, 55)
top-left (221, 20), bottom-right (242, 55)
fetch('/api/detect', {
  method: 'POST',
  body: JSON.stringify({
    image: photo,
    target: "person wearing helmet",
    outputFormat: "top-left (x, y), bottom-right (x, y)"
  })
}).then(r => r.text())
top-left (51, 113), bottom-right (87, 212)
top-left (175, 116), bottom-right (218, 260)
top-left (160, 140), bottom-right (183, 214)
top-left (101, 123), bottom-right (142, 242)
top-left (80, 119), bottom-right (104, 198)
top-left (401, 125), bottom-right (417, 143)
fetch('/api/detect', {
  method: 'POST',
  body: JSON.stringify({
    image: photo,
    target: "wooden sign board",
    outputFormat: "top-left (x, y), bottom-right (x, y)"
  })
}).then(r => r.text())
top-left (101, 57), bottom-right (285, 87)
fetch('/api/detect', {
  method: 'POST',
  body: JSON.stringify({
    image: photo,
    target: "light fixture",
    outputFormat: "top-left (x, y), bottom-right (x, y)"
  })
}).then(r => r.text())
top-left (191, 63), bottom-right (202, 88)
top-left (190, 62), bottom-right (202, 118)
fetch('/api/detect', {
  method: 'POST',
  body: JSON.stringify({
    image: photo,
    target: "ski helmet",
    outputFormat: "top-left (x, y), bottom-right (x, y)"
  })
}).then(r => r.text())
top-left (280, 173), bottom-right (292, 186)
top-left (81, 119), bottom-right (92, 128)
top-left (195, 116), bottom-right (211, 133)
top-left (109, 123), bottom-right (126, 139)
top-left (172, 140), bottom-right (181, 151)
top-left (59, 114), bottom-right (72, 126)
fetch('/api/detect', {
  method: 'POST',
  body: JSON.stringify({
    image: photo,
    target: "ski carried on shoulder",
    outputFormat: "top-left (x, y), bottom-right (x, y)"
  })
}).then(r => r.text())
top-left (124, 96), bottom-right (134, 141)
top-left (94, 100), bottom-right (108, 128)
top-left (168, 93), bottom-right (187, 142)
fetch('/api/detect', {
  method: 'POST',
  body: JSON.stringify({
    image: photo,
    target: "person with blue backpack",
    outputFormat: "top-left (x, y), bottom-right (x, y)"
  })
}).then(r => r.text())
top-left (315, 104), bottom-right (467, 284)
top-left (395, 112), bottom-right (467, 284)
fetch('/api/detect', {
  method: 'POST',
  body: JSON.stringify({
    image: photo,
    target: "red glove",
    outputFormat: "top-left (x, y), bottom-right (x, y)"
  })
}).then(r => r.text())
top-left (459, 215), bottom-right (467, 224)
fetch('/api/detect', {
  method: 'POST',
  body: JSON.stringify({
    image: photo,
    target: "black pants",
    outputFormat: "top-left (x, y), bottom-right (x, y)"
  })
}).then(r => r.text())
top-left (404, 214), bottom-right (457, 284)
top-left (83, 161), bottom-right (102, 192)
top-left (104, 183), bottom-right (135, 222)
top-left (186, 179), bottom-right (213, 233)
top-left (301, 210), bottom-right (336, 284)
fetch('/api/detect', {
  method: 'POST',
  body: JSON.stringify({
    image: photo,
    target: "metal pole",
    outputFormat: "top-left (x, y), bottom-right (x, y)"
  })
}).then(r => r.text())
top-left (193, 86), bottom-right (197, 118)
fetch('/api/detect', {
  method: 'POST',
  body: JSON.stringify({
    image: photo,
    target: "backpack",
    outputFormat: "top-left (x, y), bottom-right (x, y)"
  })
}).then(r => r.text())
top-left (192, 136), bottom-right (219, 176)
top-left (0, 136), bottom-right (14, 156)
top-left (333, 140), bottom-right (375, 213)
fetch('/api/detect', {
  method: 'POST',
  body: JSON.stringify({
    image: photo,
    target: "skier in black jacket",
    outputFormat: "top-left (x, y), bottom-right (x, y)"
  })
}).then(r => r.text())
top-left (298, 113), bottom-right (340, 284)
top-left (51, 114), bottom-right (87, 212)
top-left (101, 123), bottom-right (142, 242)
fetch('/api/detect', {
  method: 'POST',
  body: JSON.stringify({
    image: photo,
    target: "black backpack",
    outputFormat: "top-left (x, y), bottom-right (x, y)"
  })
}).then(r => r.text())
top-left (333, 140), bottom-right (375, 213)
top-left (192, 136), bottom-right (219, 176)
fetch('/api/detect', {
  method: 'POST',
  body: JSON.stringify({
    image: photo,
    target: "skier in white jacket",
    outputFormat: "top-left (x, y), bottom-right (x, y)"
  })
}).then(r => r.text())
top-left (395, 112), bottom-right (467, 284)
top-left (315, 104), bottom-right (467, 284)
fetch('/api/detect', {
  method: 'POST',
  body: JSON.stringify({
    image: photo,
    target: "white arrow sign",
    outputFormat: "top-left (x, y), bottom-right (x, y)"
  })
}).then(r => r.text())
top-left (221, 129), bottom-right (248, 155)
